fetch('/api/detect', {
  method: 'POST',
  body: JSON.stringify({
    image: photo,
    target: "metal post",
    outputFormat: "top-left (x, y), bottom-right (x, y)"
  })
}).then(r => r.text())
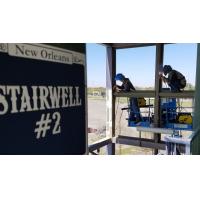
top-left (106, 46), bottom-right (116, 155)
top-left (154, 44), bottom-right (164, 154)
top-left (192, 44), bottom-right (200, 154)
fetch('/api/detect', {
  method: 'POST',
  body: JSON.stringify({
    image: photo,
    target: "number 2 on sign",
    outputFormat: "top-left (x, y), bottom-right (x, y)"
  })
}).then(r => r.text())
top-left (52, 112), bottom-right (61, 134)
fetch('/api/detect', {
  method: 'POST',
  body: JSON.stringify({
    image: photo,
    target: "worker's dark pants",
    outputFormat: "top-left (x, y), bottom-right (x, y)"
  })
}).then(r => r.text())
top-left (168, 81), bottom-right (182, 92)
top-left (129, 97), bottom-right (141, 121)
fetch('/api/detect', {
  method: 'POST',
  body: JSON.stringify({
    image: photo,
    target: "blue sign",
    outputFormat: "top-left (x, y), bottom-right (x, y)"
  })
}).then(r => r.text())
top-left (0, 43), bottom-right (86, 154)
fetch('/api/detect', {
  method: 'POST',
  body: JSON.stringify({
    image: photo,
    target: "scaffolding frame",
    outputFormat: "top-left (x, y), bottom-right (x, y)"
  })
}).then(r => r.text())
top-left (89, 43), bottom-right (196, 155)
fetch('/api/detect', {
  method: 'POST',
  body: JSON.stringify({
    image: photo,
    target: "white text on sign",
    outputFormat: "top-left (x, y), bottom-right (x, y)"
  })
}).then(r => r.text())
top-left (0, 85), bottom-right (82, 115)
top-left (35, 112), bottom-right (61, 139)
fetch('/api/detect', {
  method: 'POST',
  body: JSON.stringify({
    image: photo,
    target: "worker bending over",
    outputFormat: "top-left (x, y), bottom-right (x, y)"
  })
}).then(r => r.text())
top-left (114, 73), bottom-right (141, 122)
top-left (160, 65), bottom-right (186, 92)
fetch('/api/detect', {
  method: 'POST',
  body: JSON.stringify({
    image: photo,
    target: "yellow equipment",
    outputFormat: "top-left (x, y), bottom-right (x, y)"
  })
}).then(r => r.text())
top-left (138, 98), bottom-right (146, 107)
top-left (177, 113), bottom-right (193, 124)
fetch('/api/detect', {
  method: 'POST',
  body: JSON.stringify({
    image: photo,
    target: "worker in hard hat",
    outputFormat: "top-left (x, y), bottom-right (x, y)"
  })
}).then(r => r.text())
top-left (114, 73), bottom-right (141, 123)
top-left (160, 65), bottom-right (186, 92)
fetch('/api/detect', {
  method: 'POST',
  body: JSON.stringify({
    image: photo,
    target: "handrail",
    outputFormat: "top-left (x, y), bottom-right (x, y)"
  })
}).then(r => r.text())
top-left (114, 90), bottom-right (195, 98)
top-left (88, 137), bottom-right (112, 152)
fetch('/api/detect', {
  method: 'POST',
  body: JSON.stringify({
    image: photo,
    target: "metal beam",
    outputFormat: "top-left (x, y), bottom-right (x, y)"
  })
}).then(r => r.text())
top-left (159, 91), bottom-right (195, 98)
top-left (106, 46), bottom-right (116, 155)
top-left (116, 135), bottom-right (166, 150)
top-left (191, 43), bottom-right (200, 154)
top-left (136, 127), bottom-right (174, 135)
top-left (102, 43), bottom-right (157, 49)
top-left (114, 90), bottom-right (155, 98)
top-left (154, 44), bottom-right (164, 154)
top-left (114, 90), bottom-right (194, 98)
top-left (101, 43), bottom-right (173, 49)
top-left (110, 43), bottom-right (156, 49)
top-left (89, 137), bottom-right (112, 152)
top-left (116, 135), bottom-right (186, 153)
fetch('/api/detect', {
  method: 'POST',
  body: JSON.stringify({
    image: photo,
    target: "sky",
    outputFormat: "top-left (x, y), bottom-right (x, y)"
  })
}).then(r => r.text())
top-left (86, 43), bottom-right (197, 87)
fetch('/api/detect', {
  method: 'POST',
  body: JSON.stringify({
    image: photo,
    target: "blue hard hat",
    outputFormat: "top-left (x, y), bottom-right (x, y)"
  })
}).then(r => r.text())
top-left (115, 73), bottom-right (125, 81)
top-left (163, 65), bottom-right (172, 75)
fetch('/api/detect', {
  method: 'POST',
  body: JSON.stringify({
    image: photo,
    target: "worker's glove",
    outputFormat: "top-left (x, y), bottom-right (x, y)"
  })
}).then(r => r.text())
top-left (160, 75), bottom-right (167, 83)
top-left (113, 85), bottom-right (121, 92)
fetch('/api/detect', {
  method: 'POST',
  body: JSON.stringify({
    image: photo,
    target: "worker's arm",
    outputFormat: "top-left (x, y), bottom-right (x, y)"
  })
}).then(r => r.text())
top-left (113, 85), bottom-right (124, 92)
top-left (113, 80), bottom-right (133, 92)
top-left (160, 75), bottom-right (169, 83)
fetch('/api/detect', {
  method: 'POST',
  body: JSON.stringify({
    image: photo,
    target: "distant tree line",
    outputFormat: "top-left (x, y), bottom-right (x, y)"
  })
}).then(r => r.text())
top-left (185, 83), bottom-right (195, 90)
top-left (88, 87), bottom-right (106, 97)
top-left (88, 83), bottom-right (195, 94)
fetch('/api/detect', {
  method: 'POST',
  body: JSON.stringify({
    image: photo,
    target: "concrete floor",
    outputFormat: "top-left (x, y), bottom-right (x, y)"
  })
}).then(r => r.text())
top-left (88, 98), bottom-right (153, 154)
